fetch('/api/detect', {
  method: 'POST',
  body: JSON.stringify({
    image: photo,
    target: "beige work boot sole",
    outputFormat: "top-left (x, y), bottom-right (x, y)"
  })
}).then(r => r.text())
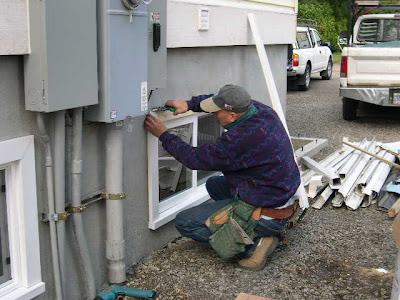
top-left (238, 236), bottom-right (279, 271)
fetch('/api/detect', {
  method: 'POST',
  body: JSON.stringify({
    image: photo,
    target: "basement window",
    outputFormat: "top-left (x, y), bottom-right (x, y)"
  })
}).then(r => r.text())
top-left (147, 113), bottom-right (223, 230)
top-left (0, 136), bottom-right (45, 299)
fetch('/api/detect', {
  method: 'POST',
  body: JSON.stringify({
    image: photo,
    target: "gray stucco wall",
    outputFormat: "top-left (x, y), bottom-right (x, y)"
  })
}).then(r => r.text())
top-left (0, 44), bottom-right (287, 299)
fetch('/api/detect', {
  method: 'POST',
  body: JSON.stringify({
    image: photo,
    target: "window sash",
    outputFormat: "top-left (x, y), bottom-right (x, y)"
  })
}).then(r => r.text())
top-left (148, 113), bottom-right (226, 229)
top-left (0, 136), bottom-right (45, 299)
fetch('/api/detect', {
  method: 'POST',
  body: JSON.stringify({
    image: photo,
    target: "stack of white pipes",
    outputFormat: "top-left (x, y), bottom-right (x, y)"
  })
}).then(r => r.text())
top-left (301, 140), bottom-right (396, 210)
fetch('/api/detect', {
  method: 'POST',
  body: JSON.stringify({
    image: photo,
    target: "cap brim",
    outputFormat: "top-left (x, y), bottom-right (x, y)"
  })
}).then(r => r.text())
top-left (200, 96), bottom-right (221, 113)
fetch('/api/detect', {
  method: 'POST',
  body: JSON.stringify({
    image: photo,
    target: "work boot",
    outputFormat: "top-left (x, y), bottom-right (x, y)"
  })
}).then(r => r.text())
top-left (238, 236), bottom-right (279, 270)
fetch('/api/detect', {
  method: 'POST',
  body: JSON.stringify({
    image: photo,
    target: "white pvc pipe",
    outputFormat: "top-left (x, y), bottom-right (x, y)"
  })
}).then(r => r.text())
top-left (54, 111), bottom-right (66, 299)
top-left (105, 122), bottom-right (126, 283)
top-left (71, 108), bottom-right (96, 298)
top-left (37, 113), bottom-right (63, 300)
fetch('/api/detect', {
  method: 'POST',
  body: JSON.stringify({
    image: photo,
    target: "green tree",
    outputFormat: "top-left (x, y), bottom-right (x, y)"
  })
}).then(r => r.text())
top-left (298, 0), bottom-right (349, 51)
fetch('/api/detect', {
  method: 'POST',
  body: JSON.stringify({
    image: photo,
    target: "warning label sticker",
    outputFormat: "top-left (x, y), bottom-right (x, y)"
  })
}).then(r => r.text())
top-left (151, 12), bottom-right (160, 23)
top-left (141, 82), bottom-right (148, 112)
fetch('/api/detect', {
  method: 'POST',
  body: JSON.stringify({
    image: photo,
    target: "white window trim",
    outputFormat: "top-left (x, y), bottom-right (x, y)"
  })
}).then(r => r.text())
top-left (147, 114), bottom-right (212, 230)
top-left (0, 136), bottom-right (45, 299)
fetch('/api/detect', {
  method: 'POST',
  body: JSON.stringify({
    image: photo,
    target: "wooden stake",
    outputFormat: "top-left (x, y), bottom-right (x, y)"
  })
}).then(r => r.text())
top-left (343, 141), bottom-right (400, 169)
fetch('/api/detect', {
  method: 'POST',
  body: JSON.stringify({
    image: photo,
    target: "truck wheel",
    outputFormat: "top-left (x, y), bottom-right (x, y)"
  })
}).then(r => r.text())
top-left (342, 97), bottom-right (358, 120)
top-left (321, 58), bottom-right (333, 80)
top-left (298, 64), bottom-right (311, 91)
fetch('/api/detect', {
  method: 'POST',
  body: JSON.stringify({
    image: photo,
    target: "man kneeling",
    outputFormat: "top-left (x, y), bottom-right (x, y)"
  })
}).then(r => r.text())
top-left (144, 85), bottom-right (300, 270)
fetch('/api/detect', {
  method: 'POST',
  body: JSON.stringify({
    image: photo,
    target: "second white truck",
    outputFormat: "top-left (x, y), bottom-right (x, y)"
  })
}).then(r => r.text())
top-left (340, 13), bottom-right (400, 120)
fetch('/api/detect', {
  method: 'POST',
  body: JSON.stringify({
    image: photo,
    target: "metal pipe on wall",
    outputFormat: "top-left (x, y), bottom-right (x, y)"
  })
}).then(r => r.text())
top-left (54, 110), bottom-right (66, 299)
top-left (105, 122), bottom-right (126, 283)
top-left (37, 113), bottom-right (63, 300)
top-left (71, 108), bottom-right (96, 298)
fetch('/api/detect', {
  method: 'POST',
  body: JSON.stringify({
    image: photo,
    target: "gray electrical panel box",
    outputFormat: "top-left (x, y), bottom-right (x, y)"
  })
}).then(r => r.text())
top-left (148, 0), bottom-right (167, 92)
top-left (85, 0), bottom-right (167, 123)
top-left (24, 1), bottom-right (98, 112)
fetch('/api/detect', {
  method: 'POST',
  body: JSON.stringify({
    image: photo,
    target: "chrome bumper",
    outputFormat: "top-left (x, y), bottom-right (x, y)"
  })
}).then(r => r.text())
top-left (340, 87), bottom-right (400, 107)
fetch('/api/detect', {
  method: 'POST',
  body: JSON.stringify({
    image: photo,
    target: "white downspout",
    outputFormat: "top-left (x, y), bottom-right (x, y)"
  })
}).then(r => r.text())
top-left (105, 122), bottom-right (126, 283)
top-left (71, 108), bottom-right (96, 298)
top-left (37, 113), bottom-right (63, 300)
top-left (54, 110), bottom-right (67, 299)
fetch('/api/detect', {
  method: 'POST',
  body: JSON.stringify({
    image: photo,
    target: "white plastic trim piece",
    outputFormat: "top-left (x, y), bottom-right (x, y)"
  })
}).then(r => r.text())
top-left (312, 186), bottom-right (334, 210)
top-left (301, 156), bottom-right (340, 185)
top-left (339, 141), bottom-right (375, 198)
top-left (362, 151), bottom-right (395, 207)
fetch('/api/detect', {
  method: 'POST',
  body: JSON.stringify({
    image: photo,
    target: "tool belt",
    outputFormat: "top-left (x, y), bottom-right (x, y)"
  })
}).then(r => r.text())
top-left (261, 202), bottom-right (298, 219)
top-left (205, 200), bottom-right (298, 260)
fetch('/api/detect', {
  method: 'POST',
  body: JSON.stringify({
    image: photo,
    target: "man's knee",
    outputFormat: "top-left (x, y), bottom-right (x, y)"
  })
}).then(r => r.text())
top-left (175, 210), bottom-right (189, 232)
top-left (205, 176), bottom-right (220, 194)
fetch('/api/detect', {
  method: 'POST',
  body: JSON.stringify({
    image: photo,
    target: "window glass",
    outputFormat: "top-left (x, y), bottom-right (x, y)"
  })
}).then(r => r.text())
top-left (296, 32), bottom-right (311, 49)
top-left (0, 170), bottom-right (11, 285)
top-left (309, 30), bottom-right (316, 46)
top-left (197, 114), bottom-right (223, 185)
top-left (158, 124), bottom-right (193, 201)
top-left (358, 19), bottom-right (400, 42)
top-left (314, 30), bottom-right (322, 46)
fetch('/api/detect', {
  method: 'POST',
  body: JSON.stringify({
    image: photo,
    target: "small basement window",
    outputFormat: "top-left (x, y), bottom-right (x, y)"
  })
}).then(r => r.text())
top-left (0, 170), bottom-right (11, 286)
top-left (148, 113), bottom-right (222, 230)
top-left (0, 136), bottom-right (45, 299)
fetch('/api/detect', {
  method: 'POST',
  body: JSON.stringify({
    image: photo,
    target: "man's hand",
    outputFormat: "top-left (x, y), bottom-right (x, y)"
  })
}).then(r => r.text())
top-left (144, 114), bottom-right (168, 138)
top-left (165, 100), bottom-right (188, 115)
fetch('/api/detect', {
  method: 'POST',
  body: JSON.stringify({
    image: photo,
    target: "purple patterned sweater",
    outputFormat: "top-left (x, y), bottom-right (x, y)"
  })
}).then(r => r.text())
top-left (159, 95), bottom-right (300, 208)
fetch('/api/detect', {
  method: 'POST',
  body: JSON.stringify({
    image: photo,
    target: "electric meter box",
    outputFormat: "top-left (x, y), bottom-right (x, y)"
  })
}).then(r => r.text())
top-left (24, 1), bottom-right (98, 112)
top-left (85, 0), bottom-right (167, 123)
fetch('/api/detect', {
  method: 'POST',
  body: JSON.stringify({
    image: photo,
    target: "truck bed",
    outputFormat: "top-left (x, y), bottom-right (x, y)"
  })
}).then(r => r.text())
top-left (346, 46), bottom-right (400, 87)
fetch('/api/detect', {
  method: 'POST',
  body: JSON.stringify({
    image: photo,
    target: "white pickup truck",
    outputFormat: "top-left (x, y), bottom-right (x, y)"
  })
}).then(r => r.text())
top-left (340, 14), bottom-right (400, 120)
top-left (287, 26), bottom-right (333, 91)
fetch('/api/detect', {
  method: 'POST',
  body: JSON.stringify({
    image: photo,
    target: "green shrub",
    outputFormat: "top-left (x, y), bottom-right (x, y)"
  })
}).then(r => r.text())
top-left (298, 0), bottom-right (348, 52)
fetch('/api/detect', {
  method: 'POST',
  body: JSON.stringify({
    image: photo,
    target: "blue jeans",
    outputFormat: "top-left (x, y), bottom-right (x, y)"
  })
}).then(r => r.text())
top-left (175, 176), bottom-right (288, 254)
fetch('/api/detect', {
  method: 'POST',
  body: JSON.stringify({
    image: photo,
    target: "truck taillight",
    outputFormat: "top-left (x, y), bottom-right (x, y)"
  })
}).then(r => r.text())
top-left (292, 54), bottom-right (299, 67)
top-left (340, 56), bottom-right (348, 77)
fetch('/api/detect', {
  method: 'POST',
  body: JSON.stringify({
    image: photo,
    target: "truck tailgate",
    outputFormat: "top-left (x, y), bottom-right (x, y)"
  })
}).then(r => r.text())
top-left (347, 47), bottom-right (400, 86)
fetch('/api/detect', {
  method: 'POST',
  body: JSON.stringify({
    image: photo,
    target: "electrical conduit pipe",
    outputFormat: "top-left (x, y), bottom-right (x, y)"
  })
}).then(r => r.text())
top-left (54, 110), bottom-right (67, 299)
top-left (37, 113), bottom-right (63, 299)
top-left (71, 108), bottom-right (96, 298)
top-left (105, 122), bottom-right (126, 283)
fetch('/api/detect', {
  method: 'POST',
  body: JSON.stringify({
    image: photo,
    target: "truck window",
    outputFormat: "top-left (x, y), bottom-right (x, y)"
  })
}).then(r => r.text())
top-left (309, 30), bottom-right (316, 47)
top-left (314, 31), bottom-right (322, 46)
top-left (358, 19), bottom-right (400, 42)
top-left (296, 32), bottom-right (311, 49)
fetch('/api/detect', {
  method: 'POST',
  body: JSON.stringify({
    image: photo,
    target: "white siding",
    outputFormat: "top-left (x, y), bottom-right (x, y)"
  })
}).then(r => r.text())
top-left (167, 0), bottom-right (297, 48)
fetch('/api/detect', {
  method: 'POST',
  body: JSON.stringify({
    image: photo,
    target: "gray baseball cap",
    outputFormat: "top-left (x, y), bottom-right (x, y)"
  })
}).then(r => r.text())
top-left (200, 84), bottom-right (252, 113)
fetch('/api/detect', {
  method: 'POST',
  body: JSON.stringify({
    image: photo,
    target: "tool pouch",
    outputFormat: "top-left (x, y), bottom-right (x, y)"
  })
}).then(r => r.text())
top-left (206, 200), bottom-right (259, 259)
top-left (209, 219), bottom-right (246, 260)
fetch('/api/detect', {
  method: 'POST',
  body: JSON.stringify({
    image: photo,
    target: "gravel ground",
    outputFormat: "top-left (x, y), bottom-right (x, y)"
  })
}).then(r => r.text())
top-left (126, 64), bottom-right (400, 300)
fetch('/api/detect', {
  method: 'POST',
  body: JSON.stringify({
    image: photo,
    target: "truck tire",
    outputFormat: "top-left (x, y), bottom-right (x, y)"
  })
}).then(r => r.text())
top-left (298, 64), bottom-right (311, 91)
top-left (321, 58), bottom-right (333, 80)
top-left (342, 97), bottom-right (358, 120)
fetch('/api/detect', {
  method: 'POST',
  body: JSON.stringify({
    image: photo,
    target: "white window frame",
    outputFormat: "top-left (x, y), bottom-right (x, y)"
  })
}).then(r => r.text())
top-left (147, 114), bottom-right (214, 230)
top-left (0, 136), bottom-right (45, 299)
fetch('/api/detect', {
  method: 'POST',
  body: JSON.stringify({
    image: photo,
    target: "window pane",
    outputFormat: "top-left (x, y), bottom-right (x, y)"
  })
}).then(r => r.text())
top-left (296, 32), bottom-right (311, 49)
top-left (197, 114), bottom-right (223, 185)
top-left (158, 124), bottom-right (193, 201)
top-left (0, 169), bottom-right (11, 285)
top-left (358, 19), bottom-right (400, 42)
